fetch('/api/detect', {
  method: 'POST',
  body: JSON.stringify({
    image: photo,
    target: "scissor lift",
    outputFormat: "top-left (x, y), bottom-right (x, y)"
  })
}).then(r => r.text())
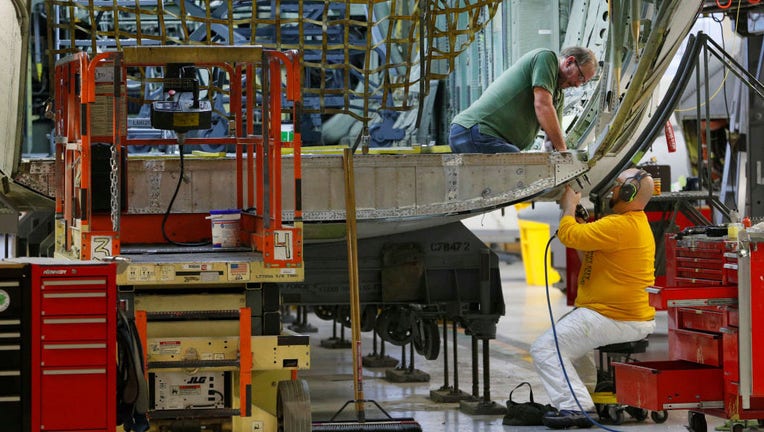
top-left (52, 46), bottom-right (311, 431)
top-left (53, 45), bottom-right (303, 274)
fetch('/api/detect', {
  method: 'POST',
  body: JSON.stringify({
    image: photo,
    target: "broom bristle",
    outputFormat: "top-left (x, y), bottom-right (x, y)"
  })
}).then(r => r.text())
top-left (312, 419), bottom-right (423, 432)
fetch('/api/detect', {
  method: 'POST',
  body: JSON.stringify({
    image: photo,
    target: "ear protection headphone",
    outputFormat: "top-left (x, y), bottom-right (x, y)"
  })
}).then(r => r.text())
top-left (618, 170), bottom-right (651, 203)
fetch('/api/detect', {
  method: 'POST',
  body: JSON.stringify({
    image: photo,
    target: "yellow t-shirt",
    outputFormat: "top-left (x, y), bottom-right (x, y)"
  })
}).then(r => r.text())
top-left (557, 211), bottom-right (656, 321)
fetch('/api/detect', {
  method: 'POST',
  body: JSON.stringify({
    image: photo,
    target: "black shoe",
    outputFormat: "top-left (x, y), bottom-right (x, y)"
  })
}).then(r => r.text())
top-left (541, 410), bottom-right (595, 429)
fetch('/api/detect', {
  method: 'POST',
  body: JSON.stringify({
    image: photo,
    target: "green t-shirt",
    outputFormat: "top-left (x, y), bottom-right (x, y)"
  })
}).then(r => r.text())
top-left (452, 49), bottom-right (563, 150)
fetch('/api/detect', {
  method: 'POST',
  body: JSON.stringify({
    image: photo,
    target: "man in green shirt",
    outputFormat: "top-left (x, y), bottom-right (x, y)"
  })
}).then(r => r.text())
top-left (531, 168), bottom-right (657, 428)
top-left (449, 47), bottom-right (597, 153)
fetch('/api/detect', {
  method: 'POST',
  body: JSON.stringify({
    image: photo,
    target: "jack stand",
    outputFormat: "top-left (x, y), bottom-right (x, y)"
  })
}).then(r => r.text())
top-left (385, 342), bottom-right (430, 383)
top-left (363, 331), bottom-right (399, 368)
top-left (288, 306), bottom-right (318, 333)
top-left (320, 317), bottom-right (351, 349)
top-left (459, 336), bottom-right (505, 415)
top-left (431, 320), bottom-right (473, 402)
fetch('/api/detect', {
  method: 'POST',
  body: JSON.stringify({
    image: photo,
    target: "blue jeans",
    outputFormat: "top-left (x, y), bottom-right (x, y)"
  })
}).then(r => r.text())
top-left (448, 123), bottom-right (521, 153)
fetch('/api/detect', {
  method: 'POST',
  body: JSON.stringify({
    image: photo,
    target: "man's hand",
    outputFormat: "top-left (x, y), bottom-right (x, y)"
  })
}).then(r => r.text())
top-left (574, 204), bottom-right (589, 224)
top-left (559, 184), bottom-right (581, 218)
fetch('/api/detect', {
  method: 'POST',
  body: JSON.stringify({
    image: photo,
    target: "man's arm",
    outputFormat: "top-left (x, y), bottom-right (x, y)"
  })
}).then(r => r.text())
top-left (533, 87), bottom-right (566, 151)
top-left (559, 184), bottom-right (579, 218)
top-left (559, 185), bottom-right (586, 261)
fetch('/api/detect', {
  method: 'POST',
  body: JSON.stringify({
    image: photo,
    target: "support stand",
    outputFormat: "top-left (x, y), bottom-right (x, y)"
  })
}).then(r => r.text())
top-left (320, 317), bottom-right (351, 349)
top-left (459, 337), bottom-right (505, 415)
top-left (287, 306), bottom-right (318, 333)
top-left (281, 305), bottom-right (296, 323)
top-left (363, 330), bottom-right (399, 368)
top-left (431, 320), bottom-right (473, 402)
top-left (385, 343), bottom-right (430, 383)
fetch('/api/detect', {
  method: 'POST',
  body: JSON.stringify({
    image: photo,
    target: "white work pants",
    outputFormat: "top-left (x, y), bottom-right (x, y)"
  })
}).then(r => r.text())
top-left (529, 307), bottom-right (656, 412)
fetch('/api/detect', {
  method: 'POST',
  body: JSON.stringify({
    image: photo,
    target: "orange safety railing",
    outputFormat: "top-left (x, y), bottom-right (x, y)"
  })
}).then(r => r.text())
top-left (53, 46), bottom-right (303, 269)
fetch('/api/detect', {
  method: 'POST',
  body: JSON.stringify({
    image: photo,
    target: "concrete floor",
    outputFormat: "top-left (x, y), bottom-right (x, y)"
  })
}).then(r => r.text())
top-left (296, 257), bottom-right (733, 431)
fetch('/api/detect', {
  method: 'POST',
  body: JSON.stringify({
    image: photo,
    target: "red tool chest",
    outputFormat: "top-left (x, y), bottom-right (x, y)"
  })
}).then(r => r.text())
top-left (615, 232), bottom-right (764, 422)
top-left (13, 259), bottom-right (117, 432)
top-left (0, 263), bottom-right (31, 432)
top-left (614, 360), bottom-right (724, 411)
top-left (665, 234), bottom-right (738, 287)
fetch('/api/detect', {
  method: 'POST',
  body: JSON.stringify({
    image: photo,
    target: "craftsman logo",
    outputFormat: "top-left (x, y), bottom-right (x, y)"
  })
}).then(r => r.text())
top-left (42, 269), bottom-right (67, 275)
top-left (0, 290), bottom-right (9, 312)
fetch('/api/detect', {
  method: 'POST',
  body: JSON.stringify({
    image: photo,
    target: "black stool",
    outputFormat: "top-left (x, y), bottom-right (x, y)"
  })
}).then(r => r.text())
top-left (593, 339), bottom-right (655, 425)
top-left (596, 339), bottom-right (649, 385)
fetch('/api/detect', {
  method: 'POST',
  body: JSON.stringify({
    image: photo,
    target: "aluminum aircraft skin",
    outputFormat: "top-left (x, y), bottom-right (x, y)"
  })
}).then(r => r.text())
top-left (284, 0), bottom-right (704, 240)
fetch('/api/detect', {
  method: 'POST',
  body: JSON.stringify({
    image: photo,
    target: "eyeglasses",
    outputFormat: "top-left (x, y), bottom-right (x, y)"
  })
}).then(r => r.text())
top-left (574, 60), bottom-right (586, 84)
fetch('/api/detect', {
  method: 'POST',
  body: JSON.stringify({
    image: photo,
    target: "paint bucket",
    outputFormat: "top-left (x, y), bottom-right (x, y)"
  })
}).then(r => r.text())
top-left (207, 209), bottom-right (241, 248)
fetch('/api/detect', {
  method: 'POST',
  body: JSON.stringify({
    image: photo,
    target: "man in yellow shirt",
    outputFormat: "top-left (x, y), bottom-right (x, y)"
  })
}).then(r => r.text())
top-left (530, 168), bottom-right (657, 429)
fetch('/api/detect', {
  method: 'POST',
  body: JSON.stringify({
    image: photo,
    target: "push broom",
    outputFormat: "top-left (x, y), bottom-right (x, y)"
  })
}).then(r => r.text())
top-left (312, 148), bottom-right (422, 432)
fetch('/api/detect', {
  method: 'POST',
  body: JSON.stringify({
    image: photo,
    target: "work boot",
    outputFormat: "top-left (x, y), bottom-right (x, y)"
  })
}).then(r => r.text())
top-left (541, 409), bottom-right (595, 429)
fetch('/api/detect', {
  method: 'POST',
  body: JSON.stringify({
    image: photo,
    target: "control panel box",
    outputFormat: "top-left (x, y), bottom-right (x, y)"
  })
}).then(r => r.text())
top-left (152, 372), bottom-right (227, 410)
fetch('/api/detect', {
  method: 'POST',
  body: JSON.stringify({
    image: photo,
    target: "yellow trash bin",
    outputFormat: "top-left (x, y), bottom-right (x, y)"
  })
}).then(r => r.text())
top-left (518, 219), bottom-right (561, 286)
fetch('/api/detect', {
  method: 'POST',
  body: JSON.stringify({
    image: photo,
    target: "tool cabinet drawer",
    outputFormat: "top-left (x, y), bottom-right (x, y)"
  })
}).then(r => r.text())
top-left (0, 399), bottom-right (22, 432)
top-left (647, 285), bottom-right (737, 310)
top-left (674, 276), bottom-right (725, 286)
top-left (41, 316), bottom-right (108, 341)
top-left (727, 307), bottom-right (738, 327)
top-left (614, 360), bottom-right (723, 411)
top-left (724, 263), bottom-right (738, 284)
top-left (676, 248), bottom-right (725, 260)
top-left (41, 342), bottom-right (107, 367)
top-left (677, 307), bottom-right (725, 333)
top-left (41, 277), bottom-right (108, 292)
top-left (40, 368), bottom-right (108, 430)
top-left (41, 290), bottom-right (108, 315)
top-left (675, 256), bottom-right (722, 270)
top-left (676, 267), bottom-right (722, 280)
top-left (669, 328), bottom-right (722, 366)
top-left (0, 346), bottom-right (20, 370)
top-left (0, 371), bottom-right (21, 390)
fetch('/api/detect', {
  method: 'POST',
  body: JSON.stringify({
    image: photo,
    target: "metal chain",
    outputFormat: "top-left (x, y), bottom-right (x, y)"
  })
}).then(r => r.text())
top-left (109, 143), bottom-right (120, 232)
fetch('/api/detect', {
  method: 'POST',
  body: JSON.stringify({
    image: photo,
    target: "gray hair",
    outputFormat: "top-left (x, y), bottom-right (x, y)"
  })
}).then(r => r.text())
top-left (560, 46), bottom-right (597, 69)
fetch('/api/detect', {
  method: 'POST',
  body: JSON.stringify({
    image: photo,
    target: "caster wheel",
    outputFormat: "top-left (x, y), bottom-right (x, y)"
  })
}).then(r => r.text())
top-left (688, 411), bottom-right (708, 432)
top-left (731, 423), bottom-right (744, 432)
top-left (625, 406), bottom-right (648, 422)
top-left (651, 410), bottom-right (669, 424)
top-left (607, 406), bottom-right (624, 425)
top-left (595, 405), bottom-right (609, 421)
